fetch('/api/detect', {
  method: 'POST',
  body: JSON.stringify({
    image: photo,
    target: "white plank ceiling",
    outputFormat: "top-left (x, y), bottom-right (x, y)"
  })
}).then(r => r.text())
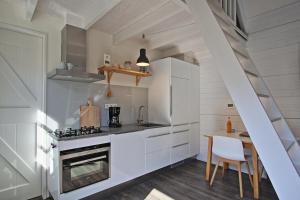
top-left (89, 0), bottom-right (208, 62)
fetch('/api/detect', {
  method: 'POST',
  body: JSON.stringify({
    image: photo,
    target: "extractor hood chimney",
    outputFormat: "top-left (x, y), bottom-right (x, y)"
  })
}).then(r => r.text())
top-left (48, 24), bottom-right (105, 83)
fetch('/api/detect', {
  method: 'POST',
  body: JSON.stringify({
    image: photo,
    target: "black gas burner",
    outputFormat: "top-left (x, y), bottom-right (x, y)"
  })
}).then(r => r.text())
top-left (54, 126), bottom-right (102, 138)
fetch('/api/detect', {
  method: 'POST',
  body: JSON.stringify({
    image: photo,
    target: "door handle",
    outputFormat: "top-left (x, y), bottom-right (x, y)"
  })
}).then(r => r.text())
top-left (170, 85), bottom-right (173, 116)
top-left (51, 143), bottom-right (57, 149)
top-left (147, 132), bottom-right (170, 138)
top-left (173, 129), bottom-right (189, 134)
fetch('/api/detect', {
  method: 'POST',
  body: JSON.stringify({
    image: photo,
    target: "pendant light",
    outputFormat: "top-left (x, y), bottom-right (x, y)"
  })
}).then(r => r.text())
top-left (136, 34), bottom-right (150, 67)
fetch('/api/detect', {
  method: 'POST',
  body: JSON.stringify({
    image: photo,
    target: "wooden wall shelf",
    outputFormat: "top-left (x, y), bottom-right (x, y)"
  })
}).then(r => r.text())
top-left (98, 66), bottom-right (152, 86)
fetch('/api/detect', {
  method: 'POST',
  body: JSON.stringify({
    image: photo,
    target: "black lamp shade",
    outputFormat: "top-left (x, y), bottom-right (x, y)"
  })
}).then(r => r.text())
top-left (137, 48), bottom-right (150, 67)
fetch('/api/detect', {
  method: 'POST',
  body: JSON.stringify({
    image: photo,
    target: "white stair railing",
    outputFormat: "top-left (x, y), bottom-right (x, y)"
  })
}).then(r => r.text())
top-left (217, 0), bottom-right (236, 25)
top-left (216, 0), bottom-right (248, 40)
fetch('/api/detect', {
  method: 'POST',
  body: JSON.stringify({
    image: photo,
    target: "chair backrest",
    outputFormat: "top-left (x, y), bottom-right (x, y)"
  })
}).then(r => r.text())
top-left (212, 136), bottom-right (245, 161)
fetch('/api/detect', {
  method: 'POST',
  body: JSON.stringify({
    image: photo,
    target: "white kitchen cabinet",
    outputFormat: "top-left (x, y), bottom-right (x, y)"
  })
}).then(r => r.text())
top-left (171, 76), bottom-right (190, 125)
top-left (149, 57), bottom-right (198, 125)
top-left (171, 143), bottom-right (190, 164)
top-left (47, 135), bottom-right (60, 200)
top-left (111, 131), bottom-right (146, 184)
top-left (189, 66), bottom-right (200, 123)
top-left (171, 58), bottom-right (191, 79)
top-left (144, 127), bottom-right (171, 172)
top-left (171, 125), bottom-right (190, 164)
top-left (190, 122), bottom-right (200, 156)
top-left (149, 57), bottom-right (200, 163)
top-left (148, 58), bottom-right (171, 124)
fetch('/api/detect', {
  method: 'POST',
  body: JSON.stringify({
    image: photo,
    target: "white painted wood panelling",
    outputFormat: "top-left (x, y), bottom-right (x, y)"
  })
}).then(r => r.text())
top-left (242, 0), bottom-right (300, 33)
top-left (248, 20), bottom-right (300, 52)
top-left (142, 11), bottom-right (193, 36)
top-left (250, 44), bottom-right (299, 77)
top-left (113, 1), bottom-right (182, 44)
top-left (148, 23), bottom-right (201, 50)
top-left (198, 57), bottom-right (246, 161)
top-left (91, 0), bottom-right (166, 34)
top-left (248, 34), bottom-right (300, 139)
top-left (240, 0), bottom-right (299, 19)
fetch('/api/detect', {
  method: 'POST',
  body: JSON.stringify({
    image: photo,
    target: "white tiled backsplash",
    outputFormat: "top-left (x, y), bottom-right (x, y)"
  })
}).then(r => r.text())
top-left (47, 80), bottom-right (148, 129)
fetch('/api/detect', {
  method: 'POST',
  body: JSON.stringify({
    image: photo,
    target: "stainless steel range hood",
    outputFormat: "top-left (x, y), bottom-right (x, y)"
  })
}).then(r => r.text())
top-left (48, 24), bottom-right (105, 83)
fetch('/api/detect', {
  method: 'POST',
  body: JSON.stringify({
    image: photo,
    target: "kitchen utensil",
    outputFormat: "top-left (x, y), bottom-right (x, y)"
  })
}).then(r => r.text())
top-left (106, 83), bottom-right (112, 97)
top-left (80, 98), bottom-right (100, 127)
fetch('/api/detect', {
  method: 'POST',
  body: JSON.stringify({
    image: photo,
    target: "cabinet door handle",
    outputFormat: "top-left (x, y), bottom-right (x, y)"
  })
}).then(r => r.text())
top-left (173, 123), bottom-right (189, 127)
top-left (147, 132), bottom-right (170, 138)
top-left (172, 143), bottom-right (189, 148)
top-left (173, 129), bottom-right (189, 134)
top-left (51, 143), bottom-right (57, 149)
top-left (170, 85), bottom-right (172, 116)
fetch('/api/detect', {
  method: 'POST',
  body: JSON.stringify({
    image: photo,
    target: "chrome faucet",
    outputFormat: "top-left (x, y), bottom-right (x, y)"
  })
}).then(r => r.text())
top-left (137, 105), bottom-right (145, 125)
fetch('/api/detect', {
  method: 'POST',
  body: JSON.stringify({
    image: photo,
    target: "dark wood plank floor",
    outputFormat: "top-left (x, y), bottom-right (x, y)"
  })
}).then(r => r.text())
top-left (82, 159), bottom-right (278, 200)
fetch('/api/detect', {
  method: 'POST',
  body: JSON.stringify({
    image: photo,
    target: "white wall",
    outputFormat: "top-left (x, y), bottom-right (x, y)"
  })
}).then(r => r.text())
top-left (86, 28), bottom-right (161, 88)
top-left (0, 1), bottom-right (161, 85)
top-left (0, 1), bottom-right (64, 73)
top-left (198, 57), bottom-right (246, 161)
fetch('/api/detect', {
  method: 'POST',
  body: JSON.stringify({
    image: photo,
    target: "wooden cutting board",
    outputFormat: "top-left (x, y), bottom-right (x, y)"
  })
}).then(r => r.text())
top-left (80, 103), bottom-right (100, 127)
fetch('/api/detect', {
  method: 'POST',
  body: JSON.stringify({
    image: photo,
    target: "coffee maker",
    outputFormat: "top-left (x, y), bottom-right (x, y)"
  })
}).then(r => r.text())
top-left (108, 106), bottom-right (122, 127)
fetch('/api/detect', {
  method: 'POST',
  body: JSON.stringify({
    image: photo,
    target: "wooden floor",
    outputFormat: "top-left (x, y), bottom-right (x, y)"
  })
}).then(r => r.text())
top-left (82, 159), bottom-right (278, 200)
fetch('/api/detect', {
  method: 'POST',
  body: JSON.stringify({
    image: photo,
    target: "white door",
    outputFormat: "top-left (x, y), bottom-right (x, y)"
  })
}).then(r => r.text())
top-left (171, 77), bottom-right (189, 125)
top-left (0, 25), bottom-right (45, 200)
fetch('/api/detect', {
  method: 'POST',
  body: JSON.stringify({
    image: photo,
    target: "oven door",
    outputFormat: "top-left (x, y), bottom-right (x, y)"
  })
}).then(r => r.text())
top-left (60, 145), bottom-right (110, 193)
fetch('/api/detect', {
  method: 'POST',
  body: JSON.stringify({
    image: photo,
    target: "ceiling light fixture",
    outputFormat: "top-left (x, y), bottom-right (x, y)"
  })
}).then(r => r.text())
top-left (136, 34), bottom-right (150, 67)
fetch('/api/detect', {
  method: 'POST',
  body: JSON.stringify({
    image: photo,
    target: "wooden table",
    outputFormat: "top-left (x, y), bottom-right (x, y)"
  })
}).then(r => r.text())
top-left (205, 131), bottom-right (260, 199)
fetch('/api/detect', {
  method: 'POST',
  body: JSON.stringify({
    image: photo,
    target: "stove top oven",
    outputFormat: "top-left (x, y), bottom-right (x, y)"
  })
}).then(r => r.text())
top-left (60, 143), bottom-right (110, 193)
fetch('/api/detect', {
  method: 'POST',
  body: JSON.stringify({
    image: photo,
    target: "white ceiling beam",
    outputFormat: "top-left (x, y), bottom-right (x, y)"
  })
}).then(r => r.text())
top-left (113, 1), bottom-right (183, 45)
top-left (162, 37), bottom-right (207, 57)
top-left (84, 0), bottom-right (122, 29)
top-left (148, 23), bottom-right (201, 49)
top-left (25, 0), bottom-right (39, 21)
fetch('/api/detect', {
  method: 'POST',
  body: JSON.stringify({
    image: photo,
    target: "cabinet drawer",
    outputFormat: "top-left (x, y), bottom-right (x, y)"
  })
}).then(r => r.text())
top-left (171, 143), bottom-right (189, 164)
top-left (146, 149), bottom-right (170, 172)
top-left (172, 129), bottom-right (189, 146)
top-left (146, 132), bottom-right (171, 153)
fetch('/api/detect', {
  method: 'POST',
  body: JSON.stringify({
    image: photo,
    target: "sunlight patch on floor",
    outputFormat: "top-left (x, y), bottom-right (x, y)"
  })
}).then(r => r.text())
top-left (145, 189), bottom-right (174, 200)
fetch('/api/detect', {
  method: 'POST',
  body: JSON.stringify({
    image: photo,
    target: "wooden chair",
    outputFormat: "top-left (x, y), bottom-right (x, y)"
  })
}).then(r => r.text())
top-left (210, 136), bottom-right (253, 198)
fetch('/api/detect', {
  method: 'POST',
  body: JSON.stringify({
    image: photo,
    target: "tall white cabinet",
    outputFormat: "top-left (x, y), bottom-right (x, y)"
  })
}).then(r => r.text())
top-left (148, 57), bottom-right (200, 159)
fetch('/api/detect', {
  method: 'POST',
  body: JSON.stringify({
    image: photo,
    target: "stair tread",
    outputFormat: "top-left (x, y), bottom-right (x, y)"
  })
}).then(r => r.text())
top-left (281, 139), bottom-right (295, 151)
top-left (295, 163), bottom-right (300, 176)
top-left (244, 69), bottom-right (258, 77)
top-left (233, 46), bottom-right (249, 59)
top-left (271, 117), bottom-right (282, 123)
top-left (257, 93), bottom-right (270, 98)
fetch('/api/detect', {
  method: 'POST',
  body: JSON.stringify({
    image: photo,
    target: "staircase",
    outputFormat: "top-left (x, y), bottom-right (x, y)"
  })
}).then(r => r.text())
top-left (184, 0), bottom-right (300, 199)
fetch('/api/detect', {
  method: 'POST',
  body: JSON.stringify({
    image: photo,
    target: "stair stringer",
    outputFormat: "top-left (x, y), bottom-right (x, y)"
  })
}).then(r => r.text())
top-left (185, 0), bottom-right (300, 199)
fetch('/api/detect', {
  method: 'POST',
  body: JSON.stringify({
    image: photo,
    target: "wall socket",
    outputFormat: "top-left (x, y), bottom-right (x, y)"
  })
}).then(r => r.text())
top-left (105, 104), bottom-right (117, 109)
top-left (104, 54), bottom-right (111, 65)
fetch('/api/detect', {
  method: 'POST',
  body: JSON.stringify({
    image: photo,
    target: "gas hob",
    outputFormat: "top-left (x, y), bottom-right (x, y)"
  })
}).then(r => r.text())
top-left (53, 126), bottom-right (102, 139)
